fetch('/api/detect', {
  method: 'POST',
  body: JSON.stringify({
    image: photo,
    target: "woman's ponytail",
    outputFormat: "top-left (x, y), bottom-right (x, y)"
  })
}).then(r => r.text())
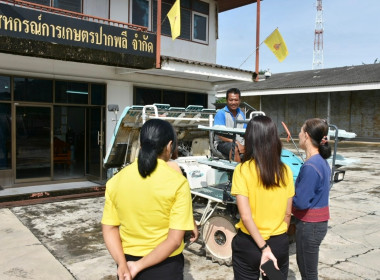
top-left (137, 119), bottom-right (176, 178)
top-left (318, 136), bottom-right (332, 159)
top-left (304, 118), bottom-right (332, 159)
top-left (138, 140), bottom-right (158, 178)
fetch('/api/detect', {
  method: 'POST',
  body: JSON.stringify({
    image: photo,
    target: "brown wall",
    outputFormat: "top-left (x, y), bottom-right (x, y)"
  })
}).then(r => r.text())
top-left (350, 90), bottom-right (380, 139)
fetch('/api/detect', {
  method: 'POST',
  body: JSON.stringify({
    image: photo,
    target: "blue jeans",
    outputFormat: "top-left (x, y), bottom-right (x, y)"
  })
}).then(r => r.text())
top-left (295, 218), bottom-right (328, 280)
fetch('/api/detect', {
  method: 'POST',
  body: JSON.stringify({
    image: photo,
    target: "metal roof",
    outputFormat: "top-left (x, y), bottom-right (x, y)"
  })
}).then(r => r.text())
top-left (216, 64), bottom-right (380, 96)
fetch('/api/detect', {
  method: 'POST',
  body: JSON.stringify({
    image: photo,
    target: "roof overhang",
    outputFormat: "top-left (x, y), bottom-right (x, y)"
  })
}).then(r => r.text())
top-left (116, 57), bottom-right (255, 85)
top-left (217, 0), bottom-right (257, 13)
top-left (160, 59), bottom-right (254, 83)
top-left (216, 82), bottom-right (380, 98)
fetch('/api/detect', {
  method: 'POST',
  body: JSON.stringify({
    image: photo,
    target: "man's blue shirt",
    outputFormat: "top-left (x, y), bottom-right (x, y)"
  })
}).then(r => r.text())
top-left (214, 106), bottom-right (247, 128)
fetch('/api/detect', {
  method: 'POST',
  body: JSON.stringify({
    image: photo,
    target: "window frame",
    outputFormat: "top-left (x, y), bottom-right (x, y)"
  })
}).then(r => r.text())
top-left (192, 11), bottom-right (208, 44)
top-left (130, 0), bottom-right (152, 31)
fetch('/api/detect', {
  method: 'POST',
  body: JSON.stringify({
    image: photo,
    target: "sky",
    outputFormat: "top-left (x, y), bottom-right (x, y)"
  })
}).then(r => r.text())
top-left (216, 0), bottom-right (380, 74)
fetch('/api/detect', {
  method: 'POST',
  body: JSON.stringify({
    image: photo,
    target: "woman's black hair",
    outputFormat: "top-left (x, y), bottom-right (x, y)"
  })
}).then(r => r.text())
top-left (242, 115), bottom-right (286, 188)
top-left (303, 118), bottom-right (332, 159)
top-left (138, 119), bottom-right (177, 178)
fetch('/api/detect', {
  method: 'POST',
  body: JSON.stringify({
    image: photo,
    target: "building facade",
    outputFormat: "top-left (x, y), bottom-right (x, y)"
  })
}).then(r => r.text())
top-left (0, 0), bottom-right (256, 188)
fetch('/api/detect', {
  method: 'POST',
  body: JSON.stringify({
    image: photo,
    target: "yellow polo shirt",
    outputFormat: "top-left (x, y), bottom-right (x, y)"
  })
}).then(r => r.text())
top-left (231, 160), bottom-right (294, 240)
top-left (101, 159), bottom-right (194, 257)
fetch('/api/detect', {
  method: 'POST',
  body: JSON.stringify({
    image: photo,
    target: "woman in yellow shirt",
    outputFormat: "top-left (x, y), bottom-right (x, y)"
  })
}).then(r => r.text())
top-left (231, 116), bottom-right (295, 280)
top-left (102, 119), bottom-right (197, 280)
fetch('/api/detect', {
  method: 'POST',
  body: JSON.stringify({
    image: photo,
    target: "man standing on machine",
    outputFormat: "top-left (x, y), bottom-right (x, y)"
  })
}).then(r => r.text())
top-left (214, 88), bottom-right (246, 162)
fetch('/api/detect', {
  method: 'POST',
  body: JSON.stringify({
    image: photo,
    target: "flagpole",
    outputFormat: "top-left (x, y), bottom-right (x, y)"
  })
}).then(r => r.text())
top-left (156, 0), bottom-right (162, 68)
top-left (239, 28), bottom-right (279, 69)
top-left (239, 28), bottom-right (283, 69)
top-left (254, 0), bottom-right (261, 82)
top-left (238, 42), bottom-right (264, 69)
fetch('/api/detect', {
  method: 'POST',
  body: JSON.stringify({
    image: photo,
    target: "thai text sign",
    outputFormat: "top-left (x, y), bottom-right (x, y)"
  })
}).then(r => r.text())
top-left (0, 3), bottom-right (155, 57)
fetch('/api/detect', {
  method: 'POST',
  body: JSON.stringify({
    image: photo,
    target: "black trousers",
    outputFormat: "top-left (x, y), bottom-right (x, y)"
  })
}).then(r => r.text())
top-left (121, 253), bottom-right (184, 280)
top-left (232, 230), bottom-right (289, 280)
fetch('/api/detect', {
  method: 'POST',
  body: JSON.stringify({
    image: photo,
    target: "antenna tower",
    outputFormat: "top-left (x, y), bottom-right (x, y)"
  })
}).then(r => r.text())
top-left (312, 0), bottom-right (324, 69)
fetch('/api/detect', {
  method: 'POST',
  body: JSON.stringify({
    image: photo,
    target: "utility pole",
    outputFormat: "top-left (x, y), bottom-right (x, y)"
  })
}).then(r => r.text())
top-left (255, 0), bottom-right (261, 81)
top-left (312, 0), bottom-right (324, 69)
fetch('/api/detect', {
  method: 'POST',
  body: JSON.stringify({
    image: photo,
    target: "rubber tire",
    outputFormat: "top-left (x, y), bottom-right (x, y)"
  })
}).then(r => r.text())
top-left (201, 214), bottom-right (237, 266)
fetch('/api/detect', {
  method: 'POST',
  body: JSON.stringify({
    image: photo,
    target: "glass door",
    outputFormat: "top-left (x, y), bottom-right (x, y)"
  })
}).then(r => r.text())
top-left (86, 107), bottom-right (105, 182)
top-left (15, 105), bottom-right (52, 181)
top-left (53, 106), bottom-right (85, 180)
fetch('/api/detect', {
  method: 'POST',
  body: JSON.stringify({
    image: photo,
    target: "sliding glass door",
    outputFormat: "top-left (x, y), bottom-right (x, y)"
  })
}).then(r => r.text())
top-left (15, 105), bottom-right (52, 181)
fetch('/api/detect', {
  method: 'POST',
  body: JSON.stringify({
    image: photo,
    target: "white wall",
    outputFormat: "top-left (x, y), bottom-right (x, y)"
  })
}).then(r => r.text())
top-left (207, 90), bottom-right (216, 108)
top-left (105, 81), bottom-right (133, 149)
top-left (161, 36), bottom-right (216, 64)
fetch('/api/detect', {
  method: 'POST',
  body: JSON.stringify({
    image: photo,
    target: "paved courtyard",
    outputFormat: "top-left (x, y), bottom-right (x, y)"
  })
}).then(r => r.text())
top-left (1, 142), bottom-right (380, 279)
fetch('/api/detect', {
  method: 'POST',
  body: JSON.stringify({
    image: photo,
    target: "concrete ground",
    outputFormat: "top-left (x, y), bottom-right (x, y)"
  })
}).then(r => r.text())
top-left (1, 142), bottom-right (380, 280)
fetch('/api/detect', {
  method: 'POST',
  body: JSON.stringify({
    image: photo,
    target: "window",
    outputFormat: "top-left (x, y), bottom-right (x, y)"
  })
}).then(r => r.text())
top-left (192, 12), bottom-right (208, 43)
top-left (135, 87), bottom-right (208, 108)
top-left (131, 0), bottom-right (152, 29)
top-left (55, 81), bottom-right (88, 104)
top-left (179, 8), bottom-right (191, 40)
top-left (135, 87), bottom-right (161, 105)
top-left (0, 103), bottom-right (11, 170)
top-left (27, 0), bottom-right (82, 13)
top-left (163, 90), bottom-right (185, 107)
top-left (27, 0), bottom-right (51, 6)
top-left (91, 84), bottom-right (106, 105)
top-left (84, 0), bottom-right (109, 19)
top-left (187, 92), bottom-right (207, 107)
top-left (14, 77), bottom-right (53, 102)
top-left (0, 76), bottom-right (11, 101)
top-left (53, 0), bottom-right (82, 13)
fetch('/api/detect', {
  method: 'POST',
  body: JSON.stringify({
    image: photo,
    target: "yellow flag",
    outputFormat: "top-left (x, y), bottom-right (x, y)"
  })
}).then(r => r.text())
top-left (167, 0), bottom-right (181, 40)
top-left (264, 29), bottom-right (288, 62)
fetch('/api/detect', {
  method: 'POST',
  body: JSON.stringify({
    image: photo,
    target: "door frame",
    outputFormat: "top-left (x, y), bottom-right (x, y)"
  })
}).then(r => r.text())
top-left (85, 106), bottom-right (106, 182)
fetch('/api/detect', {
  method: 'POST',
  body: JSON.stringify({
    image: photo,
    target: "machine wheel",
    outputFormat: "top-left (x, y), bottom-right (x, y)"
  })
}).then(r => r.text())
top-left (201, 214), bottom-right (237, 266)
